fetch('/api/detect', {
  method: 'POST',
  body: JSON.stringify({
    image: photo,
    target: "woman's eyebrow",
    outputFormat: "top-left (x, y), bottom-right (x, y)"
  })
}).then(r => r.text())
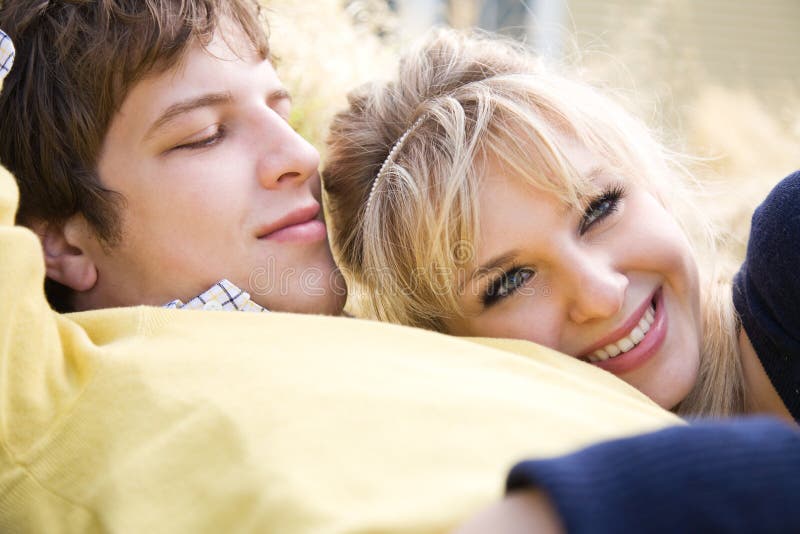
top-left (574, 166), bottom-right (611, 204)
top-left (585, 165), bottom-right (612, 183)
top-left (145, 91), bottom-right (233, 140)
top-left (469, 251), bottom-right (520, 284)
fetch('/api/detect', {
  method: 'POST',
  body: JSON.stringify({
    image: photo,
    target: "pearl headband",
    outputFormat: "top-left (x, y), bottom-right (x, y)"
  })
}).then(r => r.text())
top-left (364, 115), bottom-right (427, 214)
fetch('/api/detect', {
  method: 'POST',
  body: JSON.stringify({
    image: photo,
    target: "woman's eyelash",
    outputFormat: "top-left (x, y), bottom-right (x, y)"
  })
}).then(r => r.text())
top-left (579, 183), bottom-right (626, 235)
top-left (482, 265), bottom-right (536, 307)
top-left (174, 127), bottom-right (225, 151)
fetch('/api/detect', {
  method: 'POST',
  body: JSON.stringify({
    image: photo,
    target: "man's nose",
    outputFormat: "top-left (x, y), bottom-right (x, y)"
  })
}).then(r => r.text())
top-left (563, 252), bottom-right (628, 325)
top-left (254, 108), bottom-right (320, 189)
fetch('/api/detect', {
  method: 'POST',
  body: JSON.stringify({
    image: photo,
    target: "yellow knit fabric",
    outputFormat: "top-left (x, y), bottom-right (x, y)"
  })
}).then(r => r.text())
top-left (0, 163), bottom-right (679, 533)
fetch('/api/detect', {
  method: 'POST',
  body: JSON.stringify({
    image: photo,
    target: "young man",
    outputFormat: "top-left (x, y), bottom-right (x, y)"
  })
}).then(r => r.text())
top-left (0, 0), bottom-right (345, 314)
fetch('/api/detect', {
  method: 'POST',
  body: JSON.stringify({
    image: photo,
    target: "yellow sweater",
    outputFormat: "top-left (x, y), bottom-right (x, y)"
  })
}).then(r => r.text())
top-left (0, 163), bottom-right (679, 533)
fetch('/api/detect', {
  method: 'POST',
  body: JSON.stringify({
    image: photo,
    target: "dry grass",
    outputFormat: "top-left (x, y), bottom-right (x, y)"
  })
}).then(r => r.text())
top-left (685, 86), bottom-right (800, 260)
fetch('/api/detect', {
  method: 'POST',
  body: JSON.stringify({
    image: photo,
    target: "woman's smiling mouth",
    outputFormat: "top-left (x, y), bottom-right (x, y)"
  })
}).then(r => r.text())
top-left (588, 302), bottom-right (654, 362)
top-left (578, 288), bottom-right (668, 375)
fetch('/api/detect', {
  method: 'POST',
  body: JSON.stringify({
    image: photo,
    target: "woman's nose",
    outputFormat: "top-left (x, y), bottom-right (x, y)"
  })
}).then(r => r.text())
top-left (564, 254), bottom-right (628, 324)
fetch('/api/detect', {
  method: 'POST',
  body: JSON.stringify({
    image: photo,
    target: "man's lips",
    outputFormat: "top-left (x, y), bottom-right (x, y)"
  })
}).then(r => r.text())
top-left (577, 288), bottom-right (658, 358)
top-left (256, 203), bottom-right (326, 242)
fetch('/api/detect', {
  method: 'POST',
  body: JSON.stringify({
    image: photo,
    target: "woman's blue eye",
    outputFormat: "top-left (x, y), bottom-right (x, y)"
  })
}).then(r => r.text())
top-left (483, 267), bottom-right (535, 307)
top-left (579, 184), bottom-right (626, 235)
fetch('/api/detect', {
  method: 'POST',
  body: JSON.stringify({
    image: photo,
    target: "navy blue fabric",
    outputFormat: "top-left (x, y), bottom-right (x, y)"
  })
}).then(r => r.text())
top-left (733, 170), bottom-right (800, 420)
top-left (507, 418), bottom-right (800, 533)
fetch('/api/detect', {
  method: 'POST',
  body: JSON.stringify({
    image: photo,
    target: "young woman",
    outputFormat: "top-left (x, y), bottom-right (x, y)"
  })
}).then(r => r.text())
top-left (324, 29), bottom-right (797, 420)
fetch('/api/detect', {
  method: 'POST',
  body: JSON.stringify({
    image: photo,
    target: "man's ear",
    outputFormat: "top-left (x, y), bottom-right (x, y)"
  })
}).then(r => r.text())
top-left (32, 216), bottom-right (99, 292)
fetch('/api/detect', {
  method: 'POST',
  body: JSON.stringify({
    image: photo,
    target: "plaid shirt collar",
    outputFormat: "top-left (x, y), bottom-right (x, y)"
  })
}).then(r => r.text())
top-left (165, 279), bottom-right (268, 313)
top-left (0, 29), bottom-right (14, 84)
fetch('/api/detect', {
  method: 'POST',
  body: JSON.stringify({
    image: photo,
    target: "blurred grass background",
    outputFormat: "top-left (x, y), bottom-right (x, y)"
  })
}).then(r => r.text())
top-left (264, 0), bottom-right (799, 264)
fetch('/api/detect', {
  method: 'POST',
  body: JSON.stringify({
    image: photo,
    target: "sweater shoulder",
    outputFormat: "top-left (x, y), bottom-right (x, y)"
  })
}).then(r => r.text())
top-left (748, 170), bottom-right (800, 251)
top-left (733, 170), bottom-right (800, 420)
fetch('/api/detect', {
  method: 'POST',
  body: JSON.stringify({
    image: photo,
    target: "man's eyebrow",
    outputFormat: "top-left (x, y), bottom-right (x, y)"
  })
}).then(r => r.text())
top-left (145, 92), bottom-right (233, 140)
top-left (469, 251), bottom-right (520, 285)
top-left (268, 87), bottom-right (292, 105)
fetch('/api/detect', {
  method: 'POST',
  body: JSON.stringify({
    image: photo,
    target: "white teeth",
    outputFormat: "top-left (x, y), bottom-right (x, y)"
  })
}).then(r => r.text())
top-left (589, 303), bottom-right (656, 362)
top-left (630, 327), bottom-right (645, 344)
top-left (638, 318), bottom-right (650, 332)
top-left (617, 337), bottom-right (635, 352)
top-left (588, 348), bottom-right (610, 363)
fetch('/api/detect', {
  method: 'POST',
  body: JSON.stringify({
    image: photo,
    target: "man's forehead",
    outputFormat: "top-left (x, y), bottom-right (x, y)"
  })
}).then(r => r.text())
top-left (154, 24), bottom-right (270, 81)
top-left (189, 17), bottom-right (268, 68)
top-left (126, 30), bottom-right (278, 107)
top-left (104, 29), bottom-right (284, 149)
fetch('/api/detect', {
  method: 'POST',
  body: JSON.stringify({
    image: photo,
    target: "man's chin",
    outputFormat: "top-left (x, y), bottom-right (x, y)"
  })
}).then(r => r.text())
top-left (245, 247), bottom-right (347, 314)
top-left (251, 269), bottom-right (348, 315)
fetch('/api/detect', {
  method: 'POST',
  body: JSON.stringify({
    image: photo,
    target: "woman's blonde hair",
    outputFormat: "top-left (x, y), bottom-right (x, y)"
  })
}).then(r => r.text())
top-left (324, 29), bottom-right (743, 417)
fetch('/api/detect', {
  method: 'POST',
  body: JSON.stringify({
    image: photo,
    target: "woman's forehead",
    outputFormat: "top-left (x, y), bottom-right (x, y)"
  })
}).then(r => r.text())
top-left (480, 134), bottom-right (620, 200)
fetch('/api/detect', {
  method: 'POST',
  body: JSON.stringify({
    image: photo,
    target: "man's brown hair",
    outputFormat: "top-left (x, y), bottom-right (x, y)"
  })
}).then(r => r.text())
top-left (0, 0), bottom-right (269, 310)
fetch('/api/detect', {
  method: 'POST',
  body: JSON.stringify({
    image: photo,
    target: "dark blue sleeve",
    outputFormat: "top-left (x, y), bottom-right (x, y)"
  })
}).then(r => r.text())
top-left (733, 170), bottom-right (800, 419)
top-left (507, 418), bottom-right (800, 534)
